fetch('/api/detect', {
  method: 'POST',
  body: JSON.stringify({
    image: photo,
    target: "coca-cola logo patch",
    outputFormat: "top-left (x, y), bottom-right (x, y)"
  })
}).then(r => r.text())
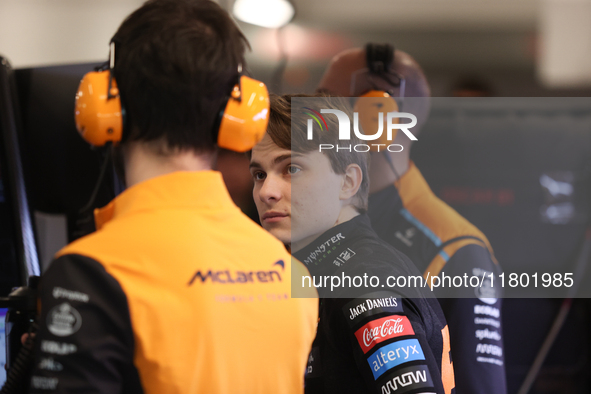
top-left (354, 315), bottom-right (414, 354)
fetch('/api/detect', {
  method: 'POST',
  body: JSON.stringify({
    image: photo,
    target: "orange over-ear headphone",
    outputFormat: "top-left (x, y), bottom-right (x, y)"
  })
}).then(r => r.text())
top-left (352, 43), bottom-right (404, 150)
top-left (75, 42), bottom-right (270, 152)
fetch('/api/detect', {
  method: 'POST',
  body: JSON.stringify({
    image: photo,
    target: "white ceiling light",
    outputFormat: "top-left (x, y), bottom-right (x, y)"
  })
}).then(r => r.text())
top-left (538, 0), bottom-right (591, 88)
top-left (233, 0), bottom-right (295, 28)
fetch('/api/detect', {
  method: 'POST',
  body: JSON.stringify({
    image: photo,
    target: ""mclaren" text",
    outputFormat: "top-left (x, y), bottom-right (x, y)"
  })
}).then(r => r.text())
top-left (188, 269), bottom-right (282, 285)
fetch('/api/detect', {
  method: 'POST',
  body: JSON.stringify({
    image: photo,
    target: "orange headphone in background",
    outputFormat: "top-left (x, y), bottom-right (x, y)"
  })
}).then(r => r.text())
top-left (352, 43), bottom-right (405, 149)
top-left (74, 41), bottom-right (270, 152)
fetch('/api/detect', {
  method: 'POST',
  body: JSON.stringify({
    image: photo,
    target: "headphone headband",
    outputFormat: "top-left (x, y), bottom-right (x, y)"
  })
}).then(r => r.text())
top-left (352, 43), bottom-right (401, 151)
top-left (75, 48), bottom-right (269, 152)
top-left (365, 43), bottom-right (394, 74)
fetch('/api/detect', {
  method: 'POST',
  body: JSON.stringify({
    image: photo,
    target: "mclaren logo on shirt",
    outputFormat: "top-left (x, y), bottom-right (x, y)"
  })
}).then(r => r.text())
top-left (187, 260), bottom-right (285, 286)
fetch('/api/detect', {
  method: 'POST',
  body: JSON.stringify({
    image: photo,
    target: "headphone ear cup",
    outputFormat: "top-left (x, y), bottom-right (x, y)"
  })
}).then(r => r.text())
top-left (75, 71), bottom-right (123, 147)
top-left (354, 90), bottom-right (399, 151)
top-left (217, 76), bottom-right (270, 152)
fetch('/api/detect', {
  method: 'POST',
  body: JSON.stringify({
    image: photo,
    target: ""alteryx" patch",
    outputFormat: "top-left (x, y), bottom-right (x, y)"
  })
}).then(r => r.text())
top-left (367, 338), bottom-right (425, 380)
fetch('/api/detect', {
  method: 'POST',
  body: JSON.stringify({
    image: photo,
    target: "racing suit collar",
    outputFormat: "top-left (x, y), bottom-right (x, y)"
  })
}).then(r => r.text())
top-left (292, 214), bottom-right (375, 275)
top-left (94, 171), bottom-right (236, 230)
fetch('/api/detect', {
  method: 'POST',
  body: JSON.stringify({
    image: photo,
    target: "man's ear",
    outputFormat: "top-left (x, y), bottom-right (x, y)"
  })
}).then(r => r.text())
top-left (340, 163), bottom-right (363, 201)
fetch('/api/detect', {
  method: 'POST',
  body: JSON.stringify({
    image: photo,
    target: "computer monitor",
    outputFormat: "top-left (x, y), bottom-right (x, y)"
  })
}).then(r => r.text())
top-left (14, 61), bottom-right (114, 243)
top-left (0, 308), bottom-right (7, 385)
top-left (0, 55), bottom-right (41, 386)
top-left (1, 58), bottom-right (40, 293)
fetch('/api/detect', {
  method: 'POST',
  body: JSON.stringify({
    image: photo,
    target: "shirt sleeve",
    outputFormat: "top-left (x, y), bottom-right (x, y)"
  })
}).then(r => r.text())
top-left (337, 292), bottom-right (450, 394)
top-left (437, 244), bottom-right (507, 394)
top-left (28, 254), bottom-right (143, 394)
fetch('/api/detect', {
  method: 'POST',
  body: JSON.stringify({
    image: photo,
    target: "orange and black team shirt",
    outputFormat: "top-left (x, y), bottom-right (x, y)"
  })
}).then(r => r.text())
top-left (293, 214), bottom-right (455, 394)
top-left (368, 162), bottom-right (506, 394)
top-left (29, 171), bottom-right (318, 394)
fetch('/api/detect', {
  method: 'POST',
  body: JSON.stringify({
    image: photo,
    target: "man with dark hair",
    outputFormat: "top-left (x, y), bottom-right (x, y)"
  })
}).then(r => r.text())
top-left (250, 94), bottom-right (455, 393)
top-left (317, 46), bottom-right (506, 394)
top-left (111, 0), bottom-right (248, 152)
top-left (28, 1), bottom-right (317, 393)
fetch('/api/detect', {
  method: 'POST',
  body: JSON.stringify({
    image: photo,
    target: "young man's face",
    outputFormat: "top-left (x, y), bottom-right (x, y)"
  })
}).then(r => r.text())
top-left (249, 133), bottom-right (344, 252)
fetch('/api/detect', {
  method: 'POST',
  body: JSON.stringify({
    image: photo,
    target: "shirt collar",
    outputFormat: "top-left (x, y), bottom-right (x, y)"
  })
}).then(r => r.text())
top-left (94, 171), bottom-right (236, 230)
top-left (293, 214), bottom-right (374, 274)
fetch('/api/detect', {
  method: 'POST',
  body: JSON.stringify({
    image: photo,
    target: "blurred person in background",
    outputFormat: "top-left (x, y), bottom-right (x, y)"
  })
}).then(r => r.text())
top-left (317, 44), bottom-right (506, 394)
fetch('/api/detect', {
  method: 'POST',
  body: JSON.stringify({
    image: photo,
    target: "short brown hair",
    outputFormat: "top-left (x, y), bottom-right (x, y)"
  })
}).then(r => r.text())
top-left (266, 93), bottom-right (370, 213)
